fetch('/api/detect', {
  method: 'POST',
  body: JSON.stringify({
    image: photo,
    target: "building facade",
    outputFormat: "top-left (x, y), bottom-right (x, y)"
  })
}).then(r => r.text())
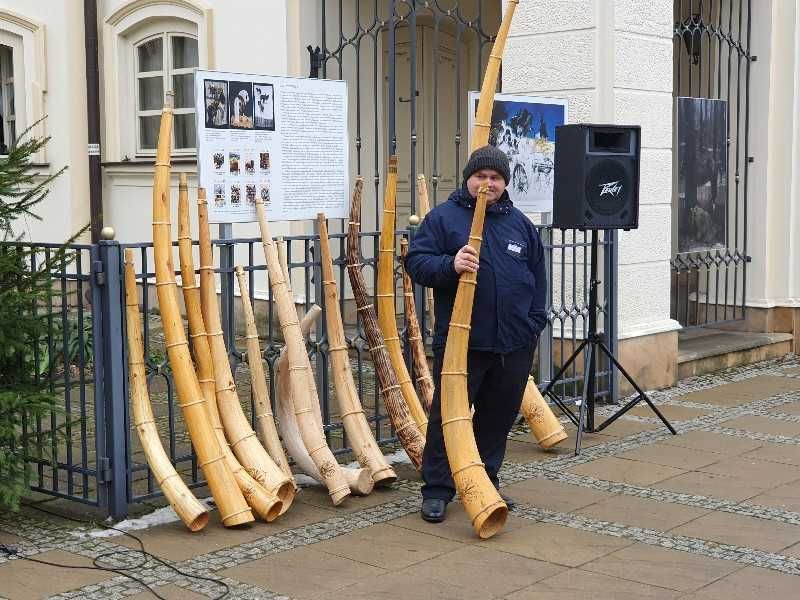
top-left (1, 0), bottom-right (798, 391)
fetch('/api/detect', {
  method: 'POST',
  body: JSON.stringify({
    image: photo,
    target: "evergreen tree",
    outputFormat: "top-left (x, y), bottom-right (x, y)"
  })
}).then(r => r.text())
top-left (0, 121), bottom-right (69, 511)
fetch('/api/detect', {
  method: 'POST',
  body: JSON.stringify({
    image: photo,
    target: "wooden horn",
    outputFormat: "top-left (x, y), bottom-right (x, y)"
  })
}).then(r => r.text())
top-left (151, 94), bottom-right (252, 527)
top-left (124, 250), bottom-right (209, 532)
top-left (177, 181), bottom-right (283, 522)
top-left (272, 242), bottom-right (373, 496)
top-left (346, 177), bottom-right (426, 469)
top-left (399, 238), bottom-right (434, 414)
top-left (377, 156), bottom-right (428, 433)
top-left (196, 196), bottom-right (296, 513)
top-left (233, 266), bottom-right (294, 480)
top-left (254, 197), bottom-right (351, 505)
top-left (415, 174), bottom-right (435, 333)
top-left (317, 213), bottom-right (398, 486)
top-left (471, 0), bottom-right (519, 152)
top-left (520, 376), bottom-right (567, 449)
top-left (442, 185), bottom-right (507, 539)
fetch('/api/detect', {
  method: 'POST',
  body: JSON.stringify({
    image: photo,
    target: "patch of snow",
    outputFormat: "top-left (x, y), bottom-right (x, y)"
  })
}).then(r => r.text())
top-left (72, 498), bottom-right (215, 539)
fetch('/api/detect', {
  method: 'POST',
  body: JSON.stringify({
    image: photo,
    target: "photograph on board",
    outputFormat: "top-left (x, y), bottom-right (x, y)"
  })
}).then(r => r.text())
top-left (230, 183), bottom-right (242, 206)
top-left (228, 81), bottom-right (254, 129)
top-left (470, 92), bottom-right (566, 214)
top-left (204, 80), bottom-right (228, 128)
top-left (253, 83), bottom-right (276, 130)
top-left (213, 183), bottom-right (226, 207)
top-left (229, 151), bottom-right (241, 175)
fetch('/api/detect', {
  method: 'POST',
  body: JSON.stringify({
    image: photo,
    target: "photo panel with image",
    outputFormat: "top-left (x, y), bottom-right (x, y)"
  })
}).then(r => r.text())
top-left (259, 181), bottom-right (271, 203)
top-left (243, 151), bottom-right (256, 176)
top-left (229, 183), bottom-right (242, 206)
top-left (213, 183), bottom-right (226, 207)
top-left (259, 151), bottom-right (271, 174)
top-left (229, 151), bottom-right (241, 176)
top-left (253, 83), bottom-right (276, 131)
top-left (228, 81), bottom-right (254, 129)
top-left (245, 183), bottom-right (257, 206)
top-left (212, 150), bottom-right (225, 171)
top-left (204, 80), bottom-right (229, 129)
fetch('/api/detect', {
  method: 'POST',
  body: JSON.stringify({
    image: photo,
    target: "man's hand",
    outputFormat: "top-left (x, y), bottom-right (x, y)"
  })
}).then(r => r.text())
top-left (453, 245), bottom-right (479, 274)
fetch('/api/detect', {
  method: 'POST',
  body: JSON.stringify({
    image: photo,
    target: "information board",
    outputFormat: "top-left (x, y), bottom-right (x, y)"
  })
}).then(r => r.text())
top-left (195, 70), bottom-right (350, 223)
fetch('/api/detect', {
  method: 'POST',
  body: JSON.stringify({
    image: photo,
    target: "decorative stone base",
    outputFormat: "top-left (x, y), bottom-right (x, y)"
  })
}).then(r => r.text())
top-left (617, 329), bottom-right (678, 396)
top-left (716, 305), bottom-right (800, 354)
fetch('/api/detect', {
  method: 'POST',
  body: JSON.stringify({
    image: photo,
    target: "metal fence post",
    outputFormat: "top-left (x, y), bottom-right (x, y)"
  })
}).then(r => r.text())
top-left (218, 224), bottom-right (235, 353)
top-left (604, 229), bottom-right (619, 402)
top-left (96, 239), bottom-right (128, 520)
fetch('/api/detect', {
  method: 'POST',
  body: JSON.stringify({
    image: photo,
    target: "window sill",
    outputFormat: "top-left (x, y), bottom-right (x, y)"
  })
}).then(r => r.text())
top-left (101, 157), bottom-right (197, 167)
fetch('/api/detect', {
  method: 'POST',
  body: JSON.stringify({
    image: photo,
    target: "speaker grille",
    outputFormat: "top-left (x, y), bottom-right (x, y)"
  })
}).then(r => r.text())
top-left (585, 159), bottom-right (632, 217)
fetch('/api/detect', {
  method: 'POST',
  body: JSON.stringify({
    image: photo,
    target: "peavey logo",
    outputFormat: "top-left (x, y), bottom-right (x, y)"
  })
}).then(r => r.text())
top-left (598, 181), bottom-right (623, 198)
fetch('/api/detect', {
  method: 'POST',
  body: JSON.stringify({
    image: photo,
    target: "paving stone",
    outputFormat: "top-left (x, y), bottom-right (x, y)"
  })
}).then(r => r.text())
top-left (313, 522), bottom-right (462, 570)
top-left (576, 495), bottom-right (709, 532)
top-left (477, 521), bottom-right (632, 567)
top-left (617, 442), bottom-right (724, 470)
top-left (567, 457), bottom-right (686, 486)
top-left (316, 569), bottom-right (490, 600)
top-left (113, 504), bottom-right (337, 561)
top-left (220, 546), bottom-right (386, 600)
top-left (659, 430), bottom-right (763, 455)
top-left (388, 503), bottom-right (532, 544)
top-left (747, 482), bottom-right (800, 513)
top-left (719, 415), bottom-right (800, 438)
top-left (0, 550), bottom-right (113, 599)
top-left (394, 545), bottom-right (565, 597)
top-left (500, 478), bottom-right (617, 513)
top-left (669, 511), bottom-right (800, 553)
top-left (590, 419), bottom-right (659, 438)
top-left (740, 442), bottom-right (800, 466)
top-left (767, 401), bottom-right (800, 416)
top-left (681, 565), bottom-right (800, 599)
top-left (653, 471), bottom-right (768, 502)
top-left (504, 568), bottom-right (682, 599)
top-left (697, 456), bottom-right (800, 489)
top-left (504, 439), bottom-right (574, 463)
top-left (626, 404), bottom-right (710, 421)
top-left (673, 376), bottom-right (800, 407)
top-left (581, 542), bottom-right (741, 592)
top-left (295, 485), bottom-right (411, 514)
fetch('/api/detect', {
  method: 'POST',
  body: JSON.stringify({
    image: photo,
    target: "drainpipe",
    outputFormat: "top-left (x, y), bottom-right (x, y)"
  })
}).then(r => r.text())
top-left (84, 0), bottom-right (103, 242)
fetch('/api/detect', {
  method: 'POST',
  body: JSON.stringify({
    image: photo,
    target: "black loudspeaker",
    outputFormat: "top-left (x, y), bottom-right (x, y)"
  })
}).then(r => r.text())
top-left (553, 124), bottom-right (641, 230)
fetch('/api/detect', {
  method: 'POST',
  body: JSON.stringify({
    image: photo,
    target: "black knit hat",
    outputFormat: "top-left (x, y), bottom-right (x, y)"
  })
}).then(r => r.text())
top-left (462, 144), bottom-right (511, 185)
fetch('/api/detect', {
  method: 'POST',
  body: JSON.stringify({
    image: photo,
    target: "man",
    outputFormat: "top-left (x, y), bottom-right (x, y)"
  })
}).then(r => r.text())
top-left (405, 144), bottom-right (548, 523)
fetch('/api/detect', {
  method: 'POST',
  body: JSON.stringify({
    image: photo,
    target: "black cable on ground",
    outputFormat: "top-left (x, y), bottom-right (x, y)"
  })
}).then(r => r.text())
top-left (4, 502), bottom-right (231, 600)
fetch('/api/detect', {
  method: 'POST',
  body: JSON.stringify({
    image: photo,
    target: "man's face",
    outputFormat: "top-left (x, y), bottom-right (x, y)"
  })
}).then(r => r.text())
top-left (466, 169), bottom-right (507, 204)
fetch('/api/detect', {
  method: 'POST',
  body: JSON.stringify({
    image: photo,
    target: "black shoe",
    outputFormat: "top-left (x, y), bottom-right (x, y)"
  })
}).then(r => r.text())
top-left (421, 498), bottom-right (447, 523)
top-left (499, 492), bottom-right (516, 509)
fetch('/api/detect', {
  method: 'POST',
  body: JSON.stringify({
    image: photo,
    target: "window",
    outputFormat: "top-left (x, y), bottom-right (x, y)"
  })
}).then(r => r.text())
top-left (134, 32), bottom-right (198, 155)
top-left (0, 44), bottom-right (15, 154)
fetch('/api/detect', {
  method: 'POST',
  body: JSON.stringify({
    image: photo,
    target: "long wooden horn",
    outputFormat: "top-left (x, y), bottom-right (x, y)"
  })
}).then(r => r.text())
top-left (197, 197), bottom-right (296, 513)
top-left (254, 197), bottom-right (351, 505)
top-left (442, 185), bottom-right (507, 539)
top-left (521, 376), bottom-right (567, 449)
top-left (177, 181), bottom-right (283, 522)
top-left (415, 174), bottom-right (435, 332)
top-left (317, 213), bottom-right (397, 486)
top-left (346, 177), bottom-right (426, 468)
top-left (273, 242), bottom-right (374, 496)
top-left (151, 94), bottom-right (252, 527)
top-left (233, 266), bottom-right (293, 479)
top-left (377, 156), bottom-right (428, 433)
top-left (471, 0), bottom-right (519, 151)
top-left (399, 238), bottom-right (434, 414)
top-left (124, 250), bottom-right (209, 532)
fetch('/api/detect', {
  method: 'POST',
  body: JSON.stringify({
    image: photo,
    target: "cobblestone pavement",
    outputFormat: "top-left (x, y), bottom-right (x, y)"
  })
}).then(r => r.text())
top-left (2, 355), bottom-right (800, 599)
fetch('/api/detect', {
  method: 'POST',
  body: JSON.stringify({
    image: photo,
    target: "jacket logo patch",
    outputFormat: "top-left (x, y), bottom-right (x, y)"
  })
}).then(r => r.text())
top-left (507, 243), bottom-right (522, 254)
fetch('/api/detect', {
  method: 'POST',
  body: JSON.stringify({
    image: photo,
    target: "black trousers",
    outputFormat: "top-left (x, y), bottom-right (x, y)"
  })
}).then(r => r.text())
top-left (421, 344), bottom-right (535, 502)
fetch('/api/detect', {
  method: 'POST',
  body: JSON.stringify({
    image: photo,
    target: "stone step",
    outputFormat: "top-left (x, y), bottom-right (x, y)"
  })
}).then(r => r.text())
top-left (677, 328), bottom-right (794, 379)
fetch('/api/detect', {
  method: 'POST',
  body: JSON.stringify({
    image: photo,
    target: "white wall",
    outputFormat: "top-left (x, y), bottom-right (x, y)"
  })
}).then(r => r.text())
top-left (746, 0), bottom-right (800, 308)
top-left (504, 0), bottom-right (679, 339)
top-left (1, 1), bottom-right (89, 243)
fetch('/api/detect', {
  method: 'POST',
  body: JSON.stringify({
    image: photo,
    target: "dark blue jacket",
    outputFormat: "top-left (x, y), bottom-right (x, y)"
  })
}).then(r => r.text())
top-left (405, 186), bottom-right (548, 354)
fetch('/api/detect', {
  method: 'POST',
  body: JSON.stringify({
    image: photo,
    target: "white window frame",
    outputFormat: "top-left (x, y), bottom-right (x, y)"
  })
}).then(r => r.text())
top-left (0, 43), bottom-right (17, 154)
top-left (133, 30), bottom-right (198, 156)
top-left (103, 0), bottom-right (213, 163)
top-left (0, 17), bottom-right (39, 160)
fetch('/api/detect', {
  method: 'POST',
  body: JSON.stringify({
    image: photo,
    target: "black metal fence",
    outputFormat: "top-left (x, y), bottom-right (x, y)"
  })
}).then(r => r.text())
top-left (671, 0), bottom-right (753, 327)
top-left (11, 224), bottom-right (615, 519)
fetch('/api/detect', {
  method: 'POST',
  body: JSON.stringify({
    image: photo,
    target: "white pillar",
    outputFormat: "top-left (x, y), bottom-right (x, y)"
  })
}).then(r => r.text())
top-left (504, 0), bottom-right (679, 340)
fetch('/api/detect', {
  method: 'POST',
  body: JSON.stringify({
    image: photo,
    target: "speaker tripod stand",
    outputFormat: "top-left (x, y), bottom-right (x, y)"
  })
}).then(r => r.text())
top-left (543, 230), bottom-right (677, 455)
